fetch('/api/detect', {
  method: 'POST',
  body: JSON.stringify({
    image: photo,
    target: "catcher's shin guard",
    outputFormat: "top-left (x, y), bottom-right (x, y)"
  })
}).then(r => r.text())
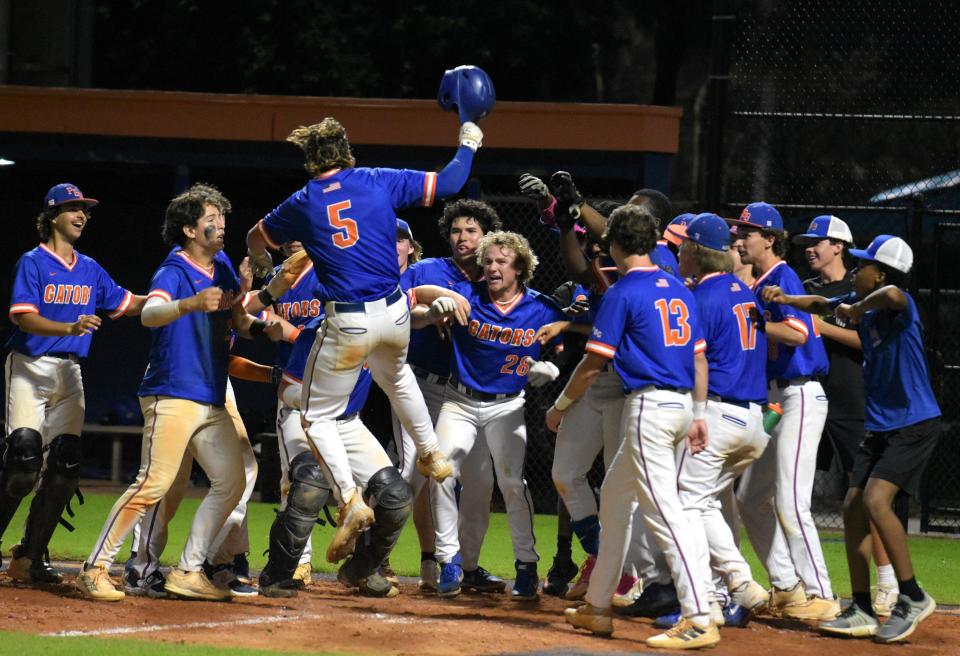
top-left (20, 434), bottom-right (81, 561)
top-left (348, 467), bottom-right (412, 577)
top-left (261, 452), bottom-right (329, 582)
top-left (0, 428), bottom-right (43, 539)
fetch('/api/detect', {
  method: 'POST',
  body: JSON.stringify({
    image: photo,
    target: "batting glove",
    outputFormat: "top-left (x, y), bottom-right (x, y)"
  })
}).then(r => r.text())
top-left (248, 250), bottom-right (274, 279)
top-left (459, 121), bottom-right (483, 151)
top-left (519, 173), bottom-right (549, 202)
top-left (525, 359), bottom-right (560, 387)
top-left (428, 296), bottom-right (458, 321)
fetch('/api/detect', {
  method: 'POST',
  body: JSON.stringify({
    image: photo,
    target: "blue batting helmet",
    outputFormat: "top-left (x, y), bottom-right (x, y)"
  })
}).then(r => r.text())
top-left (437, 65), bottom-right (496, 124)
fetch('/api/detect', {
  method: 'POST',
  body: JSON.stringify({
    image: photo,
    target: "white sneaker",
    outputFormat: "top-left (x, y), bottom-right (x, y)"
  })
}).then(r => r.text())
top-left (731, 579), bottom-right (770, 611)
top-left (873, 583), bottom-right (899, 616)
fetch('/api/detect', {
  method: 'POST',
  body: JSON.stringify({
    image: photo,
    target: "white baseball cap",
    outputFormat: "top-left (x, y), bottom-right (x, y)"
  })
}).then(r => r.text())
top-left (793, 215), bottom-right (854, 245)
top-left (849, 235), bottom-right (913, 274)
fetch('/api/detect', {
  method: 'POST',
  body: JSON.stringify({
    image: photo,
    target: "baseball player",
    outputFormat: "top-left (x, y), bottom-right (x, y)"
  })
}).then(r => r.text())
top-left (246, 117), bottom-right (483, 556)
top-left (761, 235), bottom-right (940, 643)
top-left (556, 204), bottom-right (720, 650)
top-left (431, 231), bottom-right (565, 601)
top-left (729, 202), bottom-right (836, 620)
top-left (76, 183), bottom-right (284, 601)
top-left (2, 183), bottom-right (145, 584)
top-left (399, 199), bottom-right (501, 593)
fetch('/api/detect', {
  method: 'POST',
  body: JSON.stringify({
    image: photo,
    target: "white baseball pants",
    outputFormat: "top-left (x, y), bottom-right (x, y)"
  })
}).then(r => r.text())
top-left (5, 351), bottom-right (84, 438)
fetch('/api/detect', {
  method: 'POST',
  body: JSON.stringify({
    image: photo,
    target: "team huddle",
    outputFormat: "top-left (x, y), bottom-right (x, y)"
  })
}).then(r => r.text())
top-left (1, 94), bottom-right (943, 650)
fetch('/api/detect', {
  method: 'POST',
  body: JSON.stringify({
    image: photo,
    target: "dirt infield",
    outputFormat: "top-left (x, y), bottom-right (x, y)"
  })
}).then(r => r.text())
top-left (1, 566), bottom-right (957, 656)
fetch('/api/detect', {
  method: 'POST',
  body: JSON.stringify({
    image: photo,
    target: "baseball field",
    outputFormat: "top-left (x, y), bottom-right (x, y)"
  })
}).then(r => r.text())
top-left (0, 492), bottom-right (957, 655)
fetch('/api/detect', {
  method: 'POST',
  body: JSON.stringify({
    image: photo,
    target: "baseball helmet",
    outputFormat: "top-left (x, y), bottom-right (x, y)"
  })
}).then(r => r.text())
top-left (438, 65), bottom-right (496, 124)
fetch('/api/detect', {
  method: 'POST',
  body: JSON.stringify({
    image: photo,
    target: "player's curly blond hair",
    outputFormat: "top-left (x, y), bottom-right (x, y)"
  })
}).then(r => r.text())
top-left (476, 231), bottom-right (539, 285)
top-left (286, 117), bottom-right (356, 176)
top-left (683, 241), bottom-right (733, 274)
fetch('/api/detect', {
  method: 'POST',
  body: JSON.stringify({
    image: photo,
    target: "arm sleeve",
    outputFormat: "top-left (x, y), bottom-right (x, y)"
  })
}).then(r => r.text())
top-left (141, 295), bottom-right (182, 327)
top-left (94, 263), bottom-right (133, 319)
top-left (9, 257), bottom-right (42, 317)
top-left (435, 145), bottom-right (475, 199)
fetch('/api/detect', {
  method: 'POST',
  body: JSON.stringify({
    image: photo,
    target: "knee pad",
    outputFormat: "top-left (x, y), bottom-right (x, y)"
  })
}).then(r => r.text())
top-left (2, 428), bottom-right (43, 497)
top-left (287, 452), bottom-right (330, 519)
top-left (364, 466), bottom-right (413, 511)
top-left (46, 434), bottom-right (82, 477)
top-left (20, 435), bottom-right (82, 558)
top-left (350, 467), bottom-right (411, 574)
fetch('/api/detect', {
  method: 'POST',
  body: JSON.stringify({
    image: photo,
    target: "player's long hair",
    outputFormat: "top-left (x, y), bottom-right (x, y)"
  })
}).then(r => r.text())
top-left (287, 118), bottom-right (356, 176)
top-left (762, 228), bottom-right (790, 257)
top-left (685, 241), bottom-right (733, 274)
top-left (438, 199), bottom-right (502, 239)
top-left (162, 183), bottom-right (232, 247)
top-left (35, 206), bottom-right (90, 242)
top-left (603, 204), bottom-right (658, 256)
top-left (477, 231), bottom-right (539, 285)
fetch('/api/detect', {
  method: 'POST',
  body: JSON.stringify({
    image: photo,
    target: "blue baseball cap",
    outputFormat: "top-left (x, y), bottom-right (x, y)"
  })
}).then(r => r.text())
top-left (396, 218), bottom-right (413, 240)
top-left (793, 215), bottom-right (854, 245)
top-left (681, 213), bottom-right (730, 251)
top-left (728, 201), bottom-right (783, 231)
top-left (664, 213), bottom-right (696, 246)
top-left (44, 183), bottom-right (98, 209)
top-left (849, 235), bottom-right (913, 274)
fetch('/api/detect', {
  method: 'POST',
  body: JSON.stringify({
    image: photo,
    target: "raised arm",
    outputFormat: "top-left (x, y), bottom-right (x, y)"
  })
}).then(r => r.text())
top-left (761, 285), bottom-right (833, 315)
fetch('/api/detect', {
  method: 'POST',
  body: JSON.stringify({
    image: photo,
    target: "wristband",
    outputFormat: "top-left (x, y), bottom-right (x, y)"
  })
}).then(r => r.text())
top-left (249, 319), bottom-right (268, 340)
top-left (693, 400), bottom-right (707, 420)
top-left (554, 392), bottom-right (575, 412)
top-left (257, 288), bottom-right (275, 307)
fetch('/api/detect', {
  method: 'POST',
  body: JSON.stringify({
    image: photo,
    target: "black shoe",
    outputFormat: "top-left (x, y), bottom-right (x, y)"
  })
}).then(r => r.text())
top-left (542, 556), bottom-right (579, 597)
top-left (462, 566), bottom-right (507, 593)
top-left (614, 581), bottom-right (679, 618)
top-left (231, 552), bottom-right (251, 583)
top-left (258, 569), bottom-right (300, 598)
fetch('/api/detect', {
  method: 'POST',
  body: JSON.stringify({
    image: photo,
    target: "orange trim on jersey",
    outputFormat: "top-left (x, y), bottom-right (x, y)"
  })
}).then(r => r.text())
top-left (751, 260), bottom-right (787, 291)
top-left (489, 288), bottom-right (525, 316)
top-left (783, 317), bottom-right (810, 339)
top-left (147, 289), bottom-right (173, 303)
top-left (694, 338), bottom-right (707, 354)
top-left (39, 243), bottom-right (77, 271)
top-left (314, 168), bottom-right (341, 180)
top-left (585, 339), bottom-right (616, 359)
top-left (423, 172), bottom-right (438, 207)
top-left (626, 266), bottom-right (660, 273)
top-left (697, 272), bottom-right (724, 285)
top-left (108, 290), bottom-right (134, 320)
top-left (406, 289), bottom-right (417, 307)
top-left (175, 250), bottom-right (215, 279)
top-left (9, 303), bottom-right (39, 315)
top-left (256, 219), bottom-right (281, 250)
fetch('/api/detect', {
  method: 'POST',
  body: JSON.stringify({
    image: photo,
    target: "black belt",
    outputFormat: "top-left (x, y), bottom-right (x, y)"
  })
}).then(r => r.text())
top-left (710, 396), bottom-right (752, 409)
top-left (331, 287), bottom-right (404, 314)
top-left (774, 376), bottom-right (815, 389)
top-left (45, 352), bottom-right (79, 362)
top-left (411, 365), bottom-right (448, 386)
top-left (450, 380), bottom-right (520, 402)
top-left (336, 412), bottom-right (359, 423)
top-left (634, 384), bottom-right (691, 394)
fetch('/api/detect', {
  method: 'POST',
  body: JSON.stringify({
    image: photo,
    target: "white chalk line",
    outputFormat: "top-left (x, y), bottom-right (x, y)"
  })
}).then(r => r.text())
top-left (44, 612), bottom-right (323, 637)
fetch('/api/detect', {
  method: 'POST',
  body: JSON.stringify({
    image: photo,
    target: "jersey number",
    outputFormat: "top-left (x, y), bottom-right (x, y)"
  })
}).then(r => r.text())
top-left (500, 354), bottom-right (530, 376)
top-left (654, 298), bottom-right (691, 347)
top-left (732, 302), bottom-right (758, 350)
top-left (328, 200), bottom-right (359, 249)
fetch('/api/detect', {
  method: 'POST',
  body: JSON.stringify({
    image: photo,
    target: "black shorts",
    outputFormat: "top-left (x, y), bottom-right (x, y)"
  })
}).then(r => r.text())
top-left (820, 417), bottom-right (867, 473)
top-left (850, 417), bottom-right (941, 498)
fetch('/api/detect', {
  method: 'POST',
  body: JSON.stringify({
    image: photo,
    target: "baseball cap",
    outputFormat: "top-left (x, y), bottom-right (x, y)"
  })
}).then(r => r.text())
top-left (727, 201), bottom-right (783, 231)
top-left (396, 218), bottom-right (413, 241)
top-left (44, 183), bottom-right (98, 209)
top-left (663, 213), bottom-right (695, 246)
top-left (849, 235), bottom-right (913, 274)
top-left (681, 213), bottom-right (730, 252)
top-left (793, 215), bottom-right (854, 245)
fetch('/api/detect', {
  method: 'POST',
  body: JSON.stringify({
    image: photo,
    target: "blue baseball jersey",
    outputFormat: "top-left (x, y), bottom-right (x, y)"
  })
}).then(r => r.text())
top-left (586, 266), bottom-right (705, 393)
top-left (830, 292), bottom-right (940, 431)
top-left (138, 248), bottom-right (240, 406)
top-left (692, 272), bottom-right (767, 404)
top-left (401, 257), bottom-right (472, 376)
top-left (651, 241), bottom-right (680, 278)
top-left (282, 316), bottom-right (372, 418)
top-left (752, 261), bottom-right (829, 381)
top-left (261, 263), bottom-right (322, 367)
top-left (448, 282), bottom-right (566, 395)
top-left (258, 167), bottom-right (438, 303)
top-left (7, 243), bottom-right (133, 357)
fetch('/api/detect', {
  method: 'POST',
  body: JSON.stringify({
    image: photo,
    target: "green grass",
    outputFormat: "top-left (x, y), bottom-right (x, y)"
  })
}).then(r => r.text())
top-left (0, 630), bottom-right (347, 656)
top-left (10, 492), bottom-right (960, 603)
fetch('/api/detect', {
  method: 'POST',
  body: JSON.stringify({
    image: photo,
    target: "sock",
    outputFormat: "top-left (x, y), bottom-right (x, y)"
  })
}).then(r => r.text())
top-left (852, 591), bottom-right (875, 616)
top-left (876, 564), bottom-right (897, 588)
top-left (898, 577), bottom-right (924, 602)
top-left (420, 551), bottom-right (436, 563)
top-left (555, 535), bottom-right (573, 560)
top-left (570, 515), bottom-right (600, 556)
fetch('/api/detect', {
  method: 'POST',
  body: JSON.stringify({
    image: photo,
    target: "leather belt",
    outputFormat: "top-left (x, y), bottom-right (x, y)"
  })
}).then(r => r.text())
top-left (331, 287), bottom-right (404, 314)
top-left (336, 412), bottom-right (359, 423)
top-left (450, 380), bottom-right (519, 402)
top-left (774, 376), bottom-right (815, 389)
top-left (411, 365), bottom-right (448, 386)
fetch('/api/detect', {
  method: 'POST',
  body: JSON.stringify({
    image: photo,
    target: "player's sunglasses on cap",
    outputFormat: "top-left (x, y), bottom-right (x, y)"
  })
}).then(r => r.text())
top-left (792, 214), bottom-right (854, 245)
top-left (397, 218), bottom-right (414, 240)
top-left (849, 234), bottom-right (913, 274)
top-left (680, 213), bottom-right (730, 252)
top-left (664, 212), bottom-right (695, 246)
top-left (726, 201), bottom-right (783, 231)
top-left (44, 183), bottom-right (99, 209)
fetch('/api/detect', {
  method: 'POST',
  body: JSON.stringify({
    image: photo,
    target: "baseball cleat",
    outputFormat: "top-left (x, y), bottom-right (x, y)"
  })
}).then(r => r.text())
top-left (8, 545), bottom-right (62, 584)
top-left (231, 552), bottom-right (253, 585)
top-left (721, 602), bottom-right (752, 628)
top-left (326, 491), bottom-right (375, 563)
top-left (873, 592), bottom-right (936, 644)
top-left (542, 555), bottom-right (579, 597)
top-left (75, 565), bottom-right (125, 602)
top-left (437, 561), bottom-right (463, 597)
top-left (511, 561), bottom-right (539, 601)
top-left (292, 562), bottom-right (313, 589)
top-left (781, 594), bottom-right (841, 621)
top-left (645, 618), bottom-right (720, 650)
top-left (615, 580), bottom-right (679, 618)
top-left (654, 607), bottom-right (682, 629)
top-left (205, 561), bottom-right (258, 597)
top-left (338, 560), bottom-right (400, 598)
top-left (766, 581), bottom-right (806, 614)
top-left (565, 602), bottom-right (613, 636)
top-left (419, 558), bottom-right (440, 592)
top-left (415, 450), bottom-right (453, 482)
top-left (564, 554), bottom-right (596, 601)
top-left (611, 573), bottom-right (642, 608)
top-left (164, 568), bottom-right (232, 601)
top-left (818, 603), bottom-right (879, 638)
top-left (873, 583), bottom-right (899, 616)
top-left (730, 579), bottom-right (769, 611)
top-left (258, 569), bottom-right (300, 598)
top-left (124, 567), bottom-right (167, 599)
top-left (461, 566), bottom-right (506, 593)
top-left (378, 559), bottom-right (400, 586)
